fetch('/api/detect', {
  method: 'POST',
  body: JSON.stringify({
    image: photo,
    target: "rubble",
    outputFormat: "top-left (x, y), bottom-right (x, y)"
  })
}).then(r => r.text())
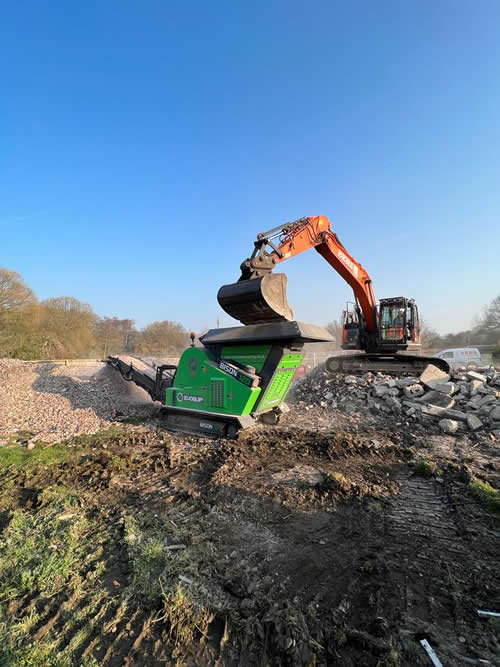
top-left (0, 359), bottom-right (154, 443)
top-left (439, 419), bottom-right (459, 434)
top-left (290, 361), bottom-right (500, 436)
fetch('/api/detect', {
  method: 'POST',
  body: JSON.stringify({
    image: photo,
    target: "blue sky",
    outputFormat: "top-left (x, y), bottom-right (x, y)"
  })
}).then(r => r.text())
top-left (1, 1), bottom-right (499, 334)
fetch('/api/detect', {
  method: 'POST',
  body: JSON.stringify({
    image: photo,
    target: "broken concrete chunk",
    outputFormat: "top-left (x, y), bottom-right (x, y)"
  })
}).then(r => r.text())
top-left (466, 395), bottom-right (483, 409)
top-left (466, 370), bottom-right (487, 383)
top-left (372, 384), bottom-right (390, 398)
top-left (426, 381), bottom-right (456, 395)
top-left (479, 395), bottom-right (496, 408)
top-left (396, 376), bottom-right (420, 388)
top-left (439, 419), bottom-right (459, 434)
top-left (419, 365), bottom-right (450, 388)
top-left (421, 405), bottom-right (468, 421)
top-left (466, 414), bottom-right (483, 431)
top-left (344, 375), bottom-right (358, 385)
top-left (403, 384), bottom-right (424, 398)
top-left (489, 405), bottom-right (500, 424)
top-left (384, 396), bottom-right (402, 413)
top-left (470, 379), bottom-right (483, 396)
top-left (419, 391), bottom-right (456, 409)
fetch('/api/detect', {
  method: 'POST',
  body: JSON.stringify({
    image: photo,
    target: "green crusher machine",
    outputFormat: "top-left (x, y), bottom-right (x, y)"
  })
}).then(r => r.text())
top-left (107, 320), bottom-right (333, 438)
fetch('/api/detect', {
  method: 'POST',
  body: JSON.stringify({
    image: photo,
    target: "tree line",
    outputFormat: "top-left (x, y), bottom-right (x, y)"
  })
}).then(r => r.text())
top-left (2, 266), bottom-right (499, 360)
top-left (0, 268), bottom-right (189, 359)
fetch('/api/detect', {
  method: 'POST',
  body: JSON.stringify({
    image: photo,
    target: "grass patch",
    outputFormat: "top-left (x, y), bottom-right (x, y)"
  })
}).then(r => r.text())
top-left (412, 459), bottom-right (437, 478)
top-left (0, 444), bottom-right (76, 469)
top-left (469, 478), bottom-right (500, 515)
top-left (0, 485), bottom-right (116, 666)
top-left (67, 426), bottom-right (129, 448)
top-left (120, 415), bottom-right (148, 425)
top-left (0, 487), bottom-right (89, 602)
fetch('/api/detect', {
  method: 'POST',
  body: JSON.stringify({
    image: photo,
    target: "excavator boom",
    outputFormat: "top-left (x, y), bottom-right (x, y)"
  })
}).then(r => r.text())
top-left (218, 216), bottom-right (377, 330)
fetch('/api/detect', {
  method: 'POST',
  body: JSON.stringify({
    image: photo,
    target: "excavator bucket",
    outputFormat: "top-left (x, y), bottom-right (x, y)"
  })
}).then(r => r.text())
top-left (217, 273), bottom-right (294, 325)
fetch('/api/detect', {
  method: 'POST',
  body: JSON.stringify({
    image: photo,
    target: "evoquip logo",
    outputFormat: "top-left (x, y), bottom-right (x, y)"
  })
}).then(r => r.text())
top-left (177, 393), bottom-right (204, 403)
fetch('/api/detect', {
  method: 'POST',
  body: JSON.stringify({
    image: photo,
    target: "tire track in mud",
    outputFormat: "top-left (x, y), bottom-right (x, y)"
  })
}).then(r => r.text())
top-left (367, 472), bottom-right (500, 665)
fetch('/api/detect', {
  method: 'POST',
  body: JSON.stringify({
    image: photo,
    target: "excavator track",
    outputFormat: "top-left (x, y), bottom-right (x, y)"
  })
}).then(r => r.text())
top-left (325, 353), bottom-right (450, 375)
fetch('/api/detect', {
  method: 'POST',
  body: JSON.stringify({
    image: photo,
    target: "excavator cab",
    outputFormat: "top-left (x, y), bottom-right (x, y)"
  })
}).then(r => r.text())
top-left (378, 298), bottom-right (420, 349)
top-left (341, 304), bottom-right (361, 349)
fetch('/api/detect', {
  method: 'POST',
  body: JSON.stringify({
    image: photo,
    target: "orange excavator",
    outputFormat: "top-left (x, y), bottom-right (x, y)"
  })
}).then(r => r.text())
top-left (217, 216), bottom-right (449, 374)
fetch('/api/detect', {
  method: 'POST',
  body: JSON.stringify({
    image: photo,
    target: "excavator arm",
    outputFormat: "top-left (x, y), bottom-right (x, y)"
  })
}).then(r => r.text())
top-left (218, 216), bottom-right (377, 332)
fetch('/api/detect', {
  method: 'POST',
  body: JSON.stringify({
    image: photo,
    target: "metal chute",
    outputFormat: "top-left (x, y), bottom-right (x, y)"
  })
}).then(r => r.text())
top-left (217, 273), bottom-right (294, 325)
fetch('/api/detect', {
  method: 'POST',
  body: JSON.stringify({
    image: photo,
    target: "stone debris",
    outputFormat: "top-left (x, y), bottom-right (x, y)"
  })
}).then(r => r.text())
top-left (419, 365), bottom-right (450, 388)
top-left (290, 361), bottom-right (500, 435)
top-left (466, 414), bottom-right (483, 431)
top-left (0, 359), bottom-right (155, 443)
top-left (439, 419), bottom-right (459, 434)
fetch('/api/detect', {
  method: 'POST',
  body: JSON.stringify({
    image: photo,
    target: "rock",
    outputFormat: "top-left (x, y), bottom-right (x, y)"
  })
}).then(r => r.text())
top-left (466, 370), bottom-right (487, 382)
top-left (439, 419), bottom-right (459, 434)
top-left (479, 395), bottom-right (496, 408)
top-left (372, 385), bottom-right (390, 398)
top-left (426, 381), bottom-right (456, 395)
top-left (419, 365), bottom-right (450, 388)
top-left (466, 395), bottom-right (483, 410)
top-left (344, 376), bottom-right (358, 385)
top-left (26, 441), bottom-right (36, 450)
top-left (396, 377), bottom-right (420, 388)
top-left (418, 391), bottom-right (456, 409)
top-left (421, 405), bottom-right (468, 421)
top-left (466, 414), bottom-right (483, 431)
top-left (403, 384), bottom-right (424, 398)
top-left (384, 396), bottom-right (402, 413)
top-left (489, 405), bottom-right (500, 424)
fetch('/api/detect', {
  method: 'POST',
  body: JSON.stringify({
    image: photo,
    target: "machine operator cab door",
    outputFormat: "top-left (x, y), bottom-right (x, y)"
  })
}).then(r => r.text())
top-left (341, 307), bottom-right (361, 350)
top-left (379, 298), bottom-right (421, 349)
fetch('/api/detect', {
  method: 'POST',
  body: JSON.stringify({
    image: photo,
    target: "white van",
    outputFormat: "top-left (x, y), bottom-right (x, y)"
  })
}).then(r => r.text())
top-left (433, 347), bottom-right (481, 369)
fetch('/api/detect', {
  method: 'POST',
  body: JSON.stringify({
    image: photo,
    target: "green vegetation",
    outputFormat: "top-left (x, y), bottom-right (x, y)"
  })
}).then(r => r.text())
top-left (0, 443), bottom-right (75, 468)
top-left (0, 267), bottom-right (188, 359)
top-left (469, 477), bottom-right (500, 515)
top-left (0, 485), bottom-right (112, 665)
top-left (412, 458), bottom-right (437, 478)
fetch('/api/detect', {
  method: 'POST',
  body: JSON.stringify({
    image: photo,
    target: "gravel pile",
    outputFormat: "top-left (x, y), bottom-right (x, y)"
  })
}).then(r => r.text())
top-left (0, 360), bottom-right (155, 443)
top-left (290, 363), bottom-right (500, 437)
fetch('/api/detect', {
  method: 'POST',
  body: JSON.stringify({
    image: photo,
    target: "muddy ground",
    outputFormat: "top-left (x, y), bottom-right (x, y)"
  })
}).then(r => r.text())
top-left (0, 401), bottom-right (499, 666)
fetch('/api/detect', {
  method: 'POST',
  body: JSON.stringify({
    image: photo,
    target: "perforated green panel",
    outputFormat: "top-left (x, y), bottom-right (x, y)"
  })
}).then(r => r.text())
top-left (257, 369), bottom-right (295, 411)
top-left (210, 379), bottom-right (225, 408)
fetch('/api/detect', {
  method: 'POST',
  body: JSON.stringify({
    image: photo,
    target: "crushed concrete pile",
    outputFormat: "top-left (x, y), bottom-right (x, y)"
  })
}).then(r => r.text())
top-left (0, 359), bottom-right (155, 443)
top-left (290, 363), bottom-right (500, 436)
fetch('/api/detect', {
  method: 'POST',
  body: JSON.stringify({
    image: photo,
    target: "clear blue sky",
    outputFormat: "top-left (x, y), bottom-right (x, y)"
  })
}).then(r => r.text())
top-left (1, 1), bottom-right (499, 334)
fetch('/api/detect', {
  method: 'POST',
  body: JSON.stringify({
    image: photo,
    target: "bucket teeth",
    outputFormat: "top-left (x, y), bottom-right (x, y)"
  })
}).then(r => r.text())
top-left (217, 273), bottom-right (294, 325)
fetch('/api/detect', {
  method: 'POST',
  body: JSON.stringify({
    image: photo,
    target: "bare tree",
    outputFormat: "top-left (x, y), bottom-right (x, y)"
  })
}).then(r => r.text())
top-left (135, 320), bottom-right (188, 356)
top-left (0, 268), bottom-right (37, 317)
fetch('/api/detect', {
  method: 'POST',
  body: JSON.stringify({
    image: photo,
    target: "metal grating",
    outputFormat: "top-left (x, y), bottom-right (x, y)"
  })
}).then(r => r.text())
top-left (259, 369), bottom-right (295, 410)
top-left (210, 379), bottom-right (225, 408)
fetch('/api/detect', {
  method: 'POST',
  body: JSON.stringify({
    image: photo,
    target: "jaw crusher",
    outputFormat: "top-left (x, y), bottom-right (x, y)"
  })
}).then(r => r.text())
top-left (107, 320), bottom-right (333, 439)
